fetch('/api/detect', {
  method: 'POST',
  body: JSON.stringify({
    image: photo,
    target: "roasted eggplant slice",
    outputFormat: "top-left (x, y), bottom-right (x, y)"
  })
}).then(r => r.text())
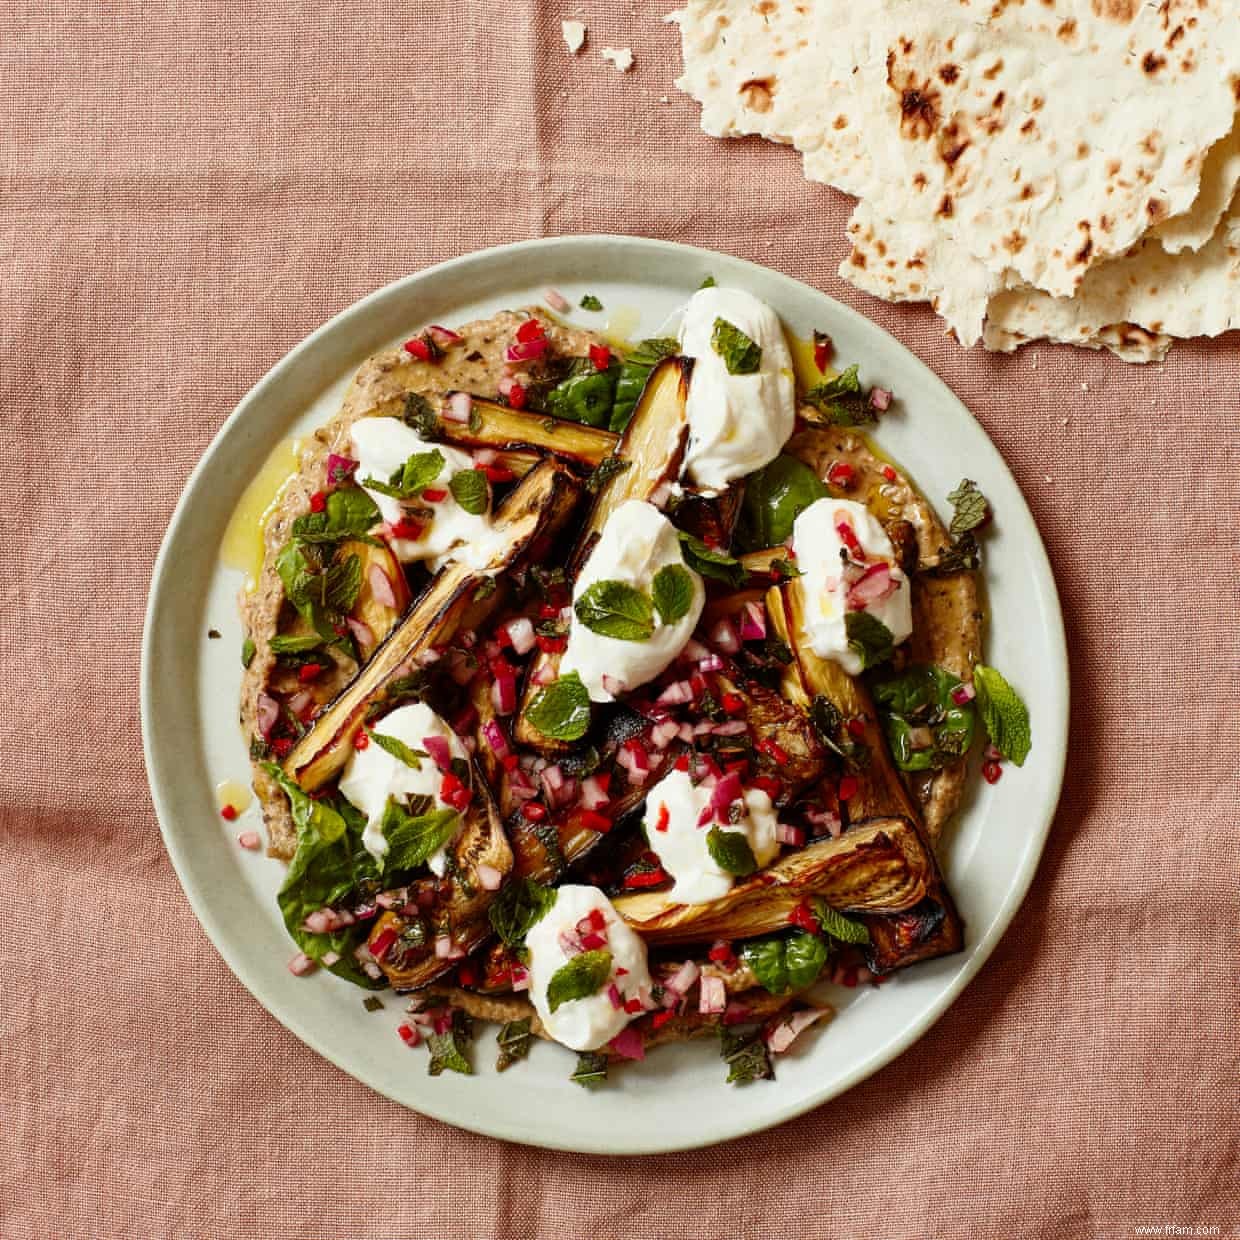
top-left (612, 816), bottom-right (962, 974)
top-left (437, 396), bottom-right (618, 475)
top-left (364, 778), bottom-right (513, 992)
top-left (277, 461), bottom-right (580, 799)
top-left (342, 537), bottom-right (411, 660)
top-left (514, 357), bottom-right (693, 752)
top-left (765, 581), bottom-right (921, 826)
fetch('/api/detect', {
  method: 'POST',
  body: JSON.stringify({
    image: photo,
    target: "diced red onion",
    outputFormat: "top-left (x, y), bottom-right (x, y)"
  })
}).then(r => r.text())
top-left (473, 448), bottom-right (498, 468)
top-left (656, 679), bottom-right (694, 706)
top-left (256, 692), bottom-right (279, 739)
top-left (609, 1026), bottom-right (646, 1061)
top-left (985, 743), bottom-right (1002, 761)
top-left (481, 719), bottom-right (509, 758)
top-left (708, 617), bottom-right (741, 655)
top-left (320, 951), bottom-right (340, 967)
top-left (710, 771), bottom-right (743, 820)
top-left (681, 638), bottom-right (710, 663)
top-left (422, 734), bottom-right (452, 771)
top-left (908, 725), bottom-right (934, 750)
top-left (442, 391), bottom-right (473, 424)
top-left (288, 952), bottom-right (317, 976)
top-left (723, 1000), bottom-right (751, 1026)
top-left (510, 964), bottom-right (531, 992)
top-left (696, 652), bottom-right (725, 674)
top-left (868, 386), bottom-right (892, 412)
top-left (533, 660), bottom-right (557, 686)
top-left (375, 889), bottom-right (406, 910)
top-left (491, 673), bottom-right (517, 716)
top-left (712, 720), bottom-right (748, 737)
top-left (497, 375), bottom-right (516, 399)
top-left (505, 337), bottom-right (548, 363)
top-left (776, 822), bottom-right (806, 847)
top-left (302, 909), bottom-right (335, 934)
top-left (506, 616), bottom-right (537, 655)
top-left (765, 1007), bottom-right (829, 1054)
top-left (607, 982), bottom-right (624, 1010)
top-left (601, 672), bottom-right (625, 698)
top-left (698, 975), bottom-right (726, 1015)
top-left (288, 689), bottom-right (313, 721)
top-left (346, 616), bottom-right (374, 648)
top-left (541, 763), bottom-right (565, 795)
top-left (370, 564), bottom-right (399, 610)
top-left (739, 601), bottom-right (767, 641)
top-left (677, 722), bottom-right (695, 743)
top-left (846, 562), bottom-right (897, 611)
top-left (427, 324), bottom-right (462, 347)
top-left (664, 959), bottom-right (699, 998)
top-left (434, 935), bottom-right (465, 960)
top-left (951, 682), bottom-right (976, 705)
top-left (415, 646), bottom-right (442, 667)
top-left (476, 863), bottom-right (504, 891)
top-left (237, 831), bottom-right (261, 851)
top-left (543, 287), bottom-right (570, 313)
top-left (648, 480), bottom-right (674, 510)
top-left (650, 719), bottom-right (681, 750)
top-left (558, 929), bottom-right (584, 957)
top-left (692, 719), bottom-right (716, 737)
top-left (580, 775), bottom-right (610, 811)
top-left (325, 452), bottom-right (357, 484)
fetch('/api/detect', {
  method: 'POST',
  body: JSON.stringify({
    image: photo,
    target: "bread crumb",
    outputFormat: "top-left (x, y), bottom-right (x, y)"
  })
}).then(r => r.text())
top-left (601, 46), bottom-right (634, 72)
top-left (1060, 416), bottom-right (1069, 426)
top-left (1080, 381), bottom-right (1089, 392)
top-left (562, 19), bottom-right (586, 54)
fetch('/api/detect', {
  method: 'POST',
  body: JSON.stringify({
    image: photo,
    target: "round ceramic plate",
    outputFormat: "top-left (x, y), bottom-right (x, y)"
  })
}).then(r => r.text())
top-left (142, 236), bottom-right (1067, 1154)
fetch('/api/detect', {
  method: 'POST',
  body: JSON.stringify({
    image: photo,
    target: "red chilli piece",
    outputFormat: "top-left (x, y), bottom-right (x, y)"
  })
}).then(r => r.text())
top-left (623, 867), bottom-right (669, 890)
top-left (654, 804), bottom-right (670, 833)
top-left (483, 464), bottom-right (515, 484)
top-left (422, 487), bottom-right (448, 503)
top-left (835, 519), bottom-right (862, 555)
top-left (982, 760), bottom-right (1003, 785)
top-left (271, 737), bottom-right (293, 758)
top-left (707, 940), bottom-right (735, 966)
top-left (881, 465), bottom-right (898, 483)
top-left (353, 730), bottom-right (370, 751)
top-left (457, 961), bottom-right (479, 989)
top-left (309, 490), bottom-right (327, 513)
top-left (220, 804), bottom-right (238, 822)
top-left (720, 692), bottom-right (745, 715)
top-left (757, 737), bottom-right (789, 766)
top-left (828, 462), bottom-right (856, 490)
top-left (837, 774), bottom-right (859, 802)
top-left (397, 1023), bottom-right (422, 1048)
top-left (298, 662), bottom-right (323, 684)
top-left (788, 901), bottom-right (819, 934)
top-left (403, 336), bottom-right (433, 362)
top-left (651, 1009), bottom-right (676, 1030)
top-left (752, 775), bottom-right (782, 800)
top-left (579, 809), bottom-right (612, 834)
top-left (589, 343), bottom-right (611, 371)
top-left (389, 517), bottom-right (424, 541)
top-left (846, 717), bottom-right (867, 739)
top-left (623, 997), bottom-right (644, 1014)
top-left (521, 801), bottom-right (548, 822)
top-left (516, 317), bottom-right (545, 343)
top-left (508, 382), bottom-right (528, 410)
top-left (673, 754), bottom-right (691, 772)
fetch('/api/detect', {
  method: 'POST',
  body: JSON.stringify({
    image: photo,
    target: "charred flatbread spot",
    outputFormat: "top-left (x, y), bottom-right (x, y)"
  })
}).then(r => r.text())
top-left (1145, 196), bottom-right (1168, 222)
top-left (1090, 0), bottom-right (1138, 20)
top-left (1141, 50), bottom-right (1165, 74)
top-left (937, 194), bottom-right (954, 218)
top-left (1057, 17), bottom-right (1078, 39)
top-left (1139, 131), bottom-right (1160, 157)
top-left (982, 59), bottom-right (1005, 81)
top-left (1167, 22), bottom-right (1185, 46)
top-left (849, 249), bottom-right (867, 268)
top-left (1229, 74), bottom-right (1239, 104)
top-left (1073, 223), bottom-right (1093, 264)
top-left (1019, 181), bottom-right (1035, 199)
top-left (739, 76), bottom-right (776, 113)
top-left (1020, 117), bottom-right (1036, 136)
top-left (938, 63), bottom-right (960, 84)
top-left (1002, 230), bottom-right (1026, 254)
top-left (833, 114), bottom-right (848, 130)
top-left (1030, 95), bottom-right (1045, 111)
top-left (888, 53), bottom-right (940, 139)
top-left (1106, 158), bottom-right (1122, 176)
top-left (912, 171), bottom-right (928, 190)
top-left (1076, 142), bottom-right (1089, 159)
top-left (754, 0), bottom-right (777, 12)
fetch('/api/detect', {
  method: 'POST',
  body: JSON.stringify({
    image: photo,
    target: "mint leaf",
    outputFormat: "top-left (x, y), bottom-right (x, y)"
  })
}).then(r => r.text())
top-left (367, 730), bottom-right (426, 769)
top-left (611, 338), bottom-right (680, 432)
top-left (526, 672), bottom-right (592, 741)
top-left (677, 531), bottom-right (746, 587)
top-left (241, 637), bottom-right (256, 668)
top-left (734, 453), bottom-right (829, 552)
top-left (947, 478), bottom-right (989, 538)
top-left (740, 937), bottom-right (787, 994)
top-left (488, 877), bottom-right (556, 947)
top-left (571, 1051), bottom-right (609, 1089)
top-left (579, 294), bottom-right (603, 311)
top-left (972, 663), bottom-right (1032, 766)
top-left (380, 799), bottom-right (460, 873)
top-left (699, 275), bottom-right (717, 289)
top-left (585, 455), bottom-right (631, 494)
top-left (845, 611), bottom-right (894, 670)
top-left (276, 542), bottom-right (362, 640)
top-left (872, 664), bottom-right (976, 772)
top-left (496, 1019), bottom-right (533, 1071)
top-left (804, 364), bottom-right (875, 427)
top-left (706, 826), bottom-right (757, 877)
top-left (719, 1025), bottom-right (773, 1085)
top-left (449, 468), bottom-right (489, 515)
top-left (711, 317), bottom-right (762, 375)
top-left (547, 948), bottom-right (612, 1013)
top-left (269, 632), bottom-right (325, 656)
top-left (291, 487), bottom-right (380, 544)
top-left (324, 553), bottom-right (362, 614)
top-left (575, 580), bottom-right (654, 641)
top-left (427, 1028), bottom-right (472, 1076)
top-left (769, 557), bottom-right (803, 580)
top-left (362, 449), bottom-right (444, 500)
top-left (785, 930), bottom-right (830, 988)
top-left (811, 898), bottom-right (870, 945)
top-left (652, 563), bottom-right (695, 625)
top-left (400, 391), bottom-right (439, 437)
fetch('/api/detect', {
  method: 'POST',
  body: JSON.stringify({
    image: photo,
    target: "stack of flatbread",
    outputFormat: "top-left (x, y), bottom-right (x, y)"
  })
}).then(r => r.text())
top-left (671, 0), bottom-right (1240, 361)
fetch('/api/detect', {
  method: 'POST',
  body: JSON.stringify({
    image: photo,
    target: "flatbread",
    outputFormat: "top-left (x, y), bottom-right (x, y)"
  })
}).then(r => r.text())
top-left (676, 0), bottom-right (1240, 299)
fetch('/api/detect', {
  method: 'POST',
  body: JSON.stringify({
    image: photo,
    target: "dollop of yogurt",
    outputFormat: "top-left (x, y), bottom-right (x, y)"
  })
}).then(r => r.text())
top-left (337, 701), bottom-right (468, 874)
top-left (560, 499), bottom-right (705, 703)
top-left (678, 286), bottom-right (797, 491)
top-left (525, 884), bottom-right (653, 1052)
top-left (792, 497), bottom-right (913, 675)
top-left (350, 417), bottom-right (500, 570)
top-left (642, 768), bottom-right (780, 904)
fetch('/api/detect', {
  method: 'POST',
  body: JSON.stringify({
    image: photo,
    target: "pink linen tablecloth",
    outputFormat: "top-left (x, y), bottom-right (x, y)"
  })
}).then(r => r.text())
top-left (3, 3), bottom-right (1237, 1237)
